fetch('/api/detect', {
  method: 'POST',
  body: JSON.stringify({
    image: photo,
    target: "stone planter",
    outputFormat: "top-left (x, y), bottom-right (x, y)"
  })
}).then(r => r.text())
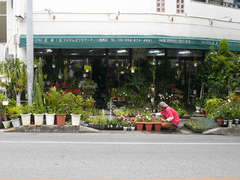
top-left (71, 114), bottom-right (81, 126)
top-left (2, 120), bottom-right (11, 128)
top-left (11, 118), bottom-right (21, 128)
top-left (45, 113), bottom-right (55, 125)
top-left (56, 114), bottom-right (66, 126)
top-left (34, 114), bottom-right (44, 125)
top-left (21, 114), bottom-right (31, 126)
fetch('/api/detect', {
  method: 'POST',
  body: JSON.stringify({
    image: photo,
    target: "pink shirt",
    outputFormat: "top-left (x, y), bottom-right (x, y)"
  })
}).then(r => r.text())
top-left (161, 106), bottom-right (180, 126)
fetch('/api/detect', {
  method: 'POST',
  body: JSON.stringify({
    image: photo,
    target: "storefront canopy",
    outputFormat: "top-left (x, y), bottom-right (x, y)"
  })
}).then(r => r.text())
top-left (19, 35), bottom-right (240, 51)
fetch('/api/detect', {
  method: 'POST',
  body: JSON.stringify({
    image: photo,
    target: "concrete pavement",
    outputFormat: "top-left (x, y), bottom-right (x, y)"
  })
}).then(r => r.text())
top-left (0, 133), bottom-right (239, 179)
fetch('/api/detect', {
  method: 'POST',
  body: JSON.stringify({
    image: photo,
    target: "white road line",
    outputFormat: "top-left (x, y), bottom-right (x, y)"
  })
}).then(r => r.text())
top-left (0, 141), bottom-right (240, 145)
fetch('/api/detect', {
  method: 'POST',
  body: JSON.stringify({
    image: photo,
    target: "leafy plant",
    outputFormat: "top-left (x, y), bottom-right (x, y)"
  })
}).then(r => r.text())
top-left (198, 40), bottom-right (240, 98)
top-left (6, 105), bottom-right (21, 119)
top-left (204, 98), bottom-right (224, 118)
top-left (20, 104), bottom-right (33, 114)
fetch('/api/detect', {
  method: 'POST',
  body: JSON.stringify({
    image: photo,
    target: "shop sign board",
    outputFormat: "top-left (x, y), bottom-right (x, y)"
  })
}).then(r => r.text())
top-left (19, 35), bottom-right (240, 51)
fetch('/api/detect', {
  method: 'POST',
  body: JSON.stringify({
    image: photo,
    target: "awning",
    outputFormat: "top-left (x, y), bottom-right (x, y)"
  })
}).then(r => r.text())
top-left (19, 35), bottom-right (240, 51)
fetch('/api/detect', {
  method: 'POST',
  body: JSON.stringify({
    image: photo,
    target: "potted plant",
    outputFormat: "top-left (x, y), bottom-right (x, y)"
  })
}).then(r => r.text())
top-left (20, 104), bottom-right (33, 126)
top-left (70, 108), bottom-right (82, 126)
top-left (143, 115), bottom-right (153, 131)
top-left (7, 105), bottom-right (21, 128)
top-left (33, 105), bottom-right (45, 125)
top-left (56, 104), bottom-right (67, 126)
top-left (0, 92), bottom-right (10, 128)
top-left (135, 115), bottom-right (145, 131)
top-left (152, 117), bottom-right (162, 131)
top-left (45, 106), bottom-right (55, 125)
top-left (84, 65), bottom-right (92, 72)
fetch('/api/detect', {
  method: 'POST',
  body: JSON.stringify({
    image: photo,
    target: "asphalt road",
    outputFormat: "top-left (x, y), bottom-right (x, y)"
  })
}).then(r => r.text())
top-left (0, 132), bottom-right (240, 179)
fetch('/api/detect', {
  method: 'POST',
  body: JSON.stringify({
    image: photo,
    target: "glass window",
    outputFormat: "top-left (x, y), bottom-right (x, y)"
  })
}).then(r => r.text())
top-left (0, 2), bottom-right (6, 43)
top-left (156, 0), bottom-right (165, 12)
top-left (176, 0), bottom-right (184, 14)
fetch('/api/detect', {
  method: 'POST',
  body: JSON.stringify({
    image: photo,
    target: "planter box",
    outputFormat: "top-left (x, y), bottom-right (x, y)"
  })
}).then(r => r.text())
top-left (21, 114), bottom-right (31, 126)
top-left (34, 114), bottom-right (44, 125)
top-left (71, 114), bottom-right (81, 126)
top-left (45, 113), bottom-right (55, 125)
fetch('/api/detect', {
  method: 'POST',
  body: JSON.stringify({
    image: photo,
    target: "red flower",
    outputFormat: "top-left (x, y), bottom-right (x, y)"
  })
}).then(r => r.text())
top-left (170, 84), bottom-right (175, 89)
top-left (55, 83), bottom-right (60, 88)
top-left (73, 89), bottom-right (81, 94)
top-left (64, 89), bottom-right (73, 93)
top-left (62, 83), bottom-right (66, 88)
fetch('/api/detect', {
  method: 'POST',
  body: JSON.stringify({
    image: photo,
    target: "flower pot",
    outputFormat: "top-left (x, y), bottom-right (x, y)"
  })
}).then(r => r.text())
top-left (131, 126), bottom-right (135, 131)
top-left (11, 118), bottom-right (21, 128)
top-left (153, 122), bottom-right (162, 131)
top-left (56, 114), bottom-right (66, 126)
top-left (2, 100), bottom-right (9, 106)
top-left (135, 122), bottom-right (144, 131)
top-left (228, 120), bottom-right (233, 128)
top-left (217, 118), bottom-right (223, 126)
top-left (145, 122), bottom-right (153, 131)
top-left (223, 119), bottom-right (228, 127)
top-left (34, 114), bottom-right (44, 125)
top-left (21, 114), bottom-right (31, 126)
top-left (123, 126), bottom-right (128, 131)
top-left (2, 120), bottom-right (11, 129)
top-left (234, 119), bottom-right (239, 127)
top-left (195, 106), bottom-right (201, 113)
top-left (45, 113), bottom-right (55, 125)
top-left (71, 114), bottom-right (81, 126)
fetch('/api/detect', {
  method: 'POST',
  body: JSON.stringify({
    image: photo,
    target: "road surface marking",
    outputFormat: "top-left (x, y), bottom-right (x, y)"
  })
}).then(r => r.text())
top-left (0, 141), bottom-right (240, 145)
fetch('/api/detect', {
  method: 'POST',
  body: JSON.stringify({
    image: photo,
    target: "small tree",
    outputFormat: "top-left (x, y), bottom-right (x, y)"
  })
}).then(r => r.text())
top-left (198, 39), bottom-right (240, 98)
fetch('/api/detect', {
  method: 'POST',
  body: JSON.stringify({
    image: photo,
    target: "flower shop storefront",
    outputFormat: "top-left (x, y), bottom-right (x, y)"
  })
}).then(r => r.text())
top-left (0, 36), bottom-right (240, 130)
top-left (20, 35), bottom-right (222, 108)
top-left (19, 35), bottom-right (240, 108)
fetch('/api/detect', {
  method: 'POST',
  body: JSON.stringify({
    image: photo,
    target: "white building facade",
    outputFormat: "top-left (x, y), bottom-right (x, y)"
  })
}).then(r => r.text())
top-left (0, 0), bottom-right (240, 60)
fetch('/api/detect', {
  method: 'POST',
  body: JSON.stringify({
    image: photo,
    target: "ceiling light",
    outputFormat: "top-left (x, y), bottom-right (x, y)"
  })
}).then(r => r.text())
top-left (178, 50), bottom-right (191, 55)
top-left (117, 49), bottom-right (127, 53)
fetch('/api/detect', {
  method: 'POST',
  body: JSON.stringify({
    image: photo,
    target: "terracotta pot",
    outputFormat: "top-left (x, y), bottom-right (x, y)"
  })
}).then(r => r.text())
top-left (153, 122), bottom-right (162, 131)
top-left (135, 122), bottom-right (144, 131)
top-left (217, 118), bottom-right (223, 126)
top-left (145, 122), bottom-right (153, 131)
top-left (56, 114), bottom-right (66, 126)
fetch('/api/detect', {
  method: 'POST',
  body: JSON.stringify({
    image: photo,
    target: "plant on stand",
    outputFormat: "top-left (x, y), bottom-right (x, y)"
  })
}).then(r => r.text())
top-left (2, 59), bottom-right (27, 107)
